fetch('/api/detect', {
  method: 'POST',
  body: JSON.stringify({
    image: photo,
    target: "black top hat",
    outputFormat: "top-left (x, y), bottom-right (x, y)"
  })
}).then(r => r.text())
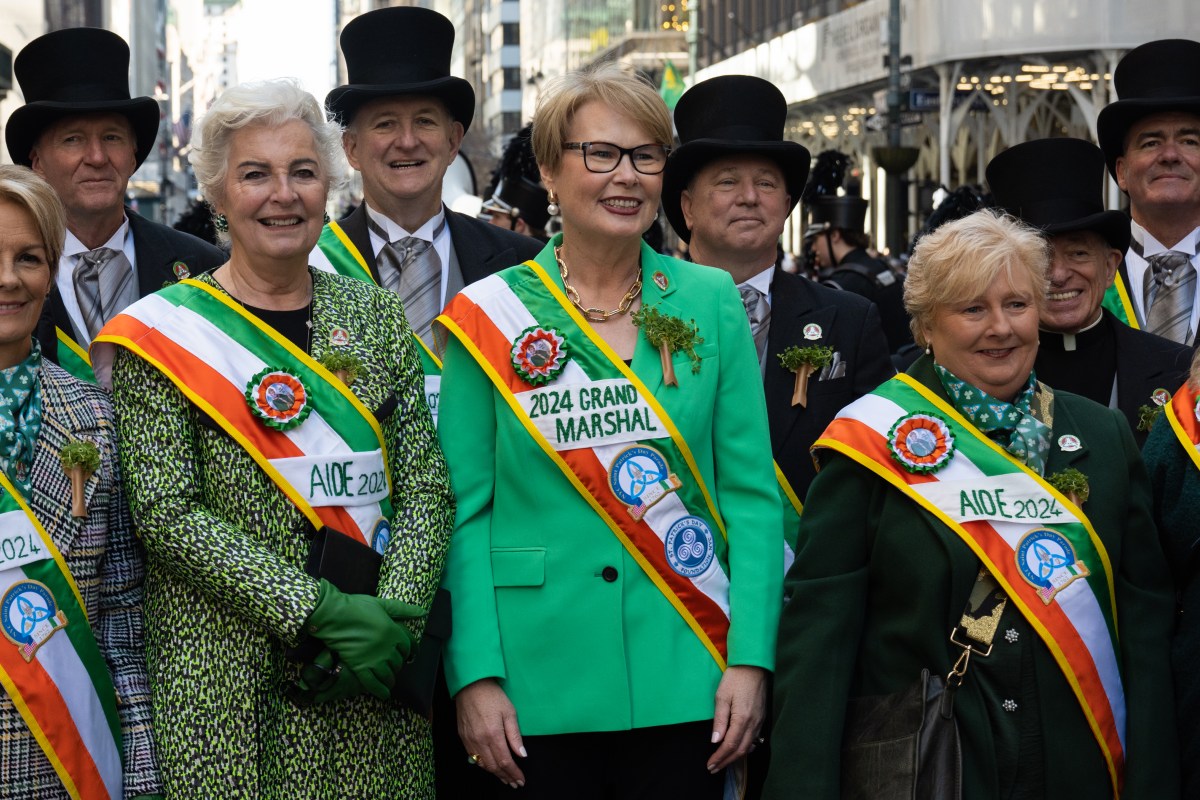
top-left (662, 76), bottom-right (811, 243)
top-left (987, 138), bottom-right (1130, 253)
top-left (804, 196), bottom-right (869, 238)
top-left (6, 28), bottom-right (160, 169)
top-left (484, 176), bottom-right (550, 234)
top-left (1097, 39), bottom-right (1200, 179)
top-left (326, 7), bottom-right (475, 131)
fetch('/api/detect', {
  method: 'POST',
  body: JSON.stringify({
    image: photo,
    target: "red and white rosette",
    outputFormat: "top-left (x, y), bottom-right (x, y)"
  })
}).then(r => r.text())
top-left (888, 412), bottom-right (956, 473)
top-left (245, 367), bottom-right (313, 430)
top-left (510, 326), bottom-right (569, 386)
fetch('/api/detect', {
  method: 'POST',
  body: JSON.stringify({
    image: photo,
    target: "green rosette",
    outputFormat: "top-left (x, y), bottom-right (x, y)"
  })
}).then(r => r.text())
top-left (245, 366), bottom-right (314, 431)
top-left (510, 325), bottom-right (569, 387)
top-left (887, 411), bottom-right (957, 474)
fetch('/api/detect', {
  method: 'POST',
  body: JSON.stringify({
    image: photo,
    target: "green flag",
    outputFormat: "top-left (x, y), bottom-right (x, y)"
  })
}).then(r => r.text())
top-left (660, 60), bottom-right (684, 110)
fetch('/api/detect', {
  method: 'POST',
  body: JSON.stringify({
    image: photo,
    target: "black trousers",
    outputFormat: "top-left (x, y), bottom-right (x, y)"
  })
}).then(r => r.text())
top-left (514, 720), bottom-right (725, 799)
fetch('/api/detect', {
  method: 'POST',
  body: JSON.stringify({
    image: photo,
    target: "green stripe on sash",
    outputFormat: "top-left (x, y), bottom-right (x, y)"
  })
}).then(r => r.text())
top-left (56, 328), bottom-right (96, 384)
top-left (1101, 274), bottom-right (1138, 329)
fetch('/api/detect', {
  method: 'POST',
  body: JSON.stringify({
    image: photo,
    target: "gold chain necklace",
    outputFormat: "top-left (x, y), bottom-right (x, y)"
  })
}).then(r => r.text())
top-left (555, 245), bottom-right (642, 323)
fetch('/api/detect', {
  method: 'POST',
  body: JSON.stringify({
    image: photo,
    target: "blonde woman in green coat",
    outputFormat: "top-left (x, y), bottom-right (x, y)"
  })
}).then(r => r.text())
top-left (765, 211), bottom-right (1178, 799)
top-left (435, 63), bottom-right (782, 797)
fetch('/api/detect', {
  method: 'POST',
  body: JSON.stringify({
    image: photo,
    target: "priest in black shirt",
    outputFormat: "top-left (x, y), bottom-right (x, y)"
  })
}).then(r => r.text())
top-left (987, 137), bottom-right (1191, 445)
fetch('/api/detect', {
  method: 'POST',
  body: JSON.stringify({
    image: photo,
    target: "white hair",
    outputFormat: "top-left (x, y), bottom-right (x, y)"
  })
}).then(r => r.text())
top-left (189, 78), bottom-right (348, 212)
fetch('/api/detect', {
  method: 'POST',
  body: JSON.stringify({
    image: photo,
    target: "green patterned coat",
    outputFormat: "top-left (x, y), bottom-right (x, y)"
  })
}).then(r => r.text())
top-left (109, 270), bottom-right (454, 799)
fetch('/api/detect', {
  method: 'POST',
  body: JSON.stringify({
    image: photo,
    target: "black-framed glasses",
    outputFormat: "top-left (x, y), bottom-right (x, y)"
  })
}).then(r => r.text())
top-left (563, 141), bottom-right (671, 174)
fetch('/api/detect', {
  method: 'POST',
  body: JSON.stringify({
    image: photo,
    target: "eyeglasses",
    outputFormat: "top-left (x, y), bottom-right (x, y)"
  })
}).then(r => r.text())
top-left (563, 141), bottom-right (670, 175)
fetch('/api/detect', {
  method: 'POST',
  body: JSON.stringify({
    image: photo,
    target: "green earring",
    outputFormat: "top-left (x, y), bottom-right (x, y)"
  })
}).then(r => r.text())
top-left (214, 214), bottom-right (229, 233)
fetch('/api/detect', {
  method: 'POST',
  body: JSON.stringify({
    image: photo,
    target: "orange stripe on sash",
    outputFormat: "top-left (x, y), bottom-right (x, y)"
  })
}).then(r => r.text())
top-left (0, 645), bottom-right (107, 800)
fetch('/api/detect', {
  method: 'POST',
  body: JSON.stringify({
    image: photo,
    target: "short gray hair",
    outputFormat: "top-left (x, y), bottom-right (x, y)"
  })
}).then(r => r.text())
top-left (905, 209), bottom-right (1050, 347)
top-left (189, 79), bottom-right (347, 213)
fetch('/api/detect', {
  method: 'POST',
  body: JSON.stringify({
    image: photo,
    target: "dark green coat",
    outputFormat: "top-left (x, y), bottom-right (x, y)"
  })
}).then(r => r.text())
top-left (764, 356), bottom-right (1178, 799)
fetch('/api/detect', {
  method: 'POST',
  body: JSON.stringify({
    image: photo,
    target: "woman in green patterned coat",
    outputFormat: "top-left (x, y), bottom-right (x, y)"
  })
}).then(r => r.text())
top-left (92, 79), bottom-right (454, 798)
top-left (764, 211), bottom-right (1178, 799)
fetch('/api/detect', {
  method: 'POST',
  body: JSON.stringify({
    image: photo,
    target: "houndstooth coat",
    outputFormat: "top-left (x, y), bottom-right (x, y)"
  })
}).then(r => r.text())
top-left (1, 359), bottom-right (160, 798)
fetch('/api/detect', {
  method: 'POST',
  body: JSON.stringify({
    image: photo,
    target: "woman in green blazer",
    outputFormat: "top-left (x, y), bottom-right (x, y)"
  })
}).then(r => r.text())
top-left (436, 63), bottom-right (782, 797)
top-left (764, 211), bottom-right (1178, 799)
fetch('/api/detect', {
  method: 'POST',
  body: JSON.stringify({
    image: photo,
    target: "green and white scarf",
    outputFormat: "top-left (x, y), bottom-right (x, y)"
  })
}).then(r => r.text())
top-left (934, 362), bottom-right (1050, 475)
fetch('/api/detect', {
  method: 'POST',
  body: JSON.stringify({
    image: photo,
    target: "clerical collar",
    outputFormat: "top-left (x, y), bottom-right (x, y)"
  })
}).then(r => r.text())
top-left (1040, 311), bottom-right (1108, 352)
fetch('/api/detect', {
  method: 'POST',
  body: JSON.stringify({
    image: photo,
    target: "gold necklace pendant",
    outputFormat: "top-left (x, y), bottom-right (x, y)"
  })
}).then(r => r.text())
top-left (555, 245), bottom-right (642, 323)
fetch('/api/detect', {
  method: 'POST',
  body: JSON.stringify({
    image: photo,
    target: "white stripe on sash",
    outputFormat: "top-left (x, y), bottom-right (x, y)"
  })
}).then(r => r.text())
top-left (119, 295), bottom-right (385, 540)
top-left (0, 565), bottom-right (122, 798)
top-left (835, 391), bottom-right (1126, 748)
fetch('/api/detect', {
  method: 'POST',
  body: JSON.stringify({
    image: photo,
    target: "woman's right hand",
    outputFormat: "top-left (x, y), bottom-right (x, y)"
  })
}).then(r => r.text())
top-left (304, 580), bottom-right (426, 698)
top-left (456, 678), bottom-right (527, 788)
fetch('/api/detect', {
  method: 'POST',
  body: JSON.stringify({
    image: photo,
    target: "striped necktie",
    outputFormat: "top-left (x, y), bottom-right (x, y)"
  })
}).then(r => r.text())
top-left (738, 283), bottom-right (771, 372)
top-left (1143, 250), bottom-right (1195, 345)
top-left (73, 247), bottom-right (137, 341)
top-left (369, 216), bottom-right (447, 347)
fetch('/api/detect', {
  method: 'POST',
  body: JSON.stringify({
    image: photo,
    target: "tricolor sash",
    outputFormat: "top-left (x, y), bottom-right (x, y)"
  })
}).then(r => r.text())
top-left (0, 472), bottom-right (122, 800)
top-left (776, 466), bottom-right (800, 574)
top-left (816, 374), bottom-right (1125, 794)
top-left (92, 279), bottom-right (394, 549)
top-left (1102, 272), bottom-right (1140, 329)
top-left (435, 262), bottom-right (733, 667)
top-left (56, 328), bottom-right (96, 384)
top-left (318, 222), bottom-right (442, 424)
top-left (1163, 381), bottom-right (1200, 472)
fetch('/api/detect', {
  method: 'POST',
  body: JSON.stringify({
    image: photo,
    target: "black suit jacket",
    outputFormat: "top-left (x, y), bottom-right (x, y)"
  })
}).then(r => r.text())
top-left (38, 210), bottom-right (226, 358)
top-left (335, 204), bottom-right (542, 286)
top-left (764, 269), bottom-right (894, 499)
top-left (1035, 309), bottom-right (1191, 447)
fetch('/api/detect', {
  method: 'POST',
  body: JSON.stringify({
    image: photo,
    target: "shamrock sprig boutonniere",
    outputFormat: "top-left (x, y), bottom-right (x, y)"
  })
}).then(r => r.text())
top-left (777, 345), bottom-right (833, 408)
top-left (1137, 404), bottom-right (1163, 432)
top-left (631, 305), bottom-right (703, 387)
top-left (320, 351), bottom-right (364, 387)
top-left (60, 441), bottom-right (100, 518)
top-left (1047, 467), bottom-right (1090, 508)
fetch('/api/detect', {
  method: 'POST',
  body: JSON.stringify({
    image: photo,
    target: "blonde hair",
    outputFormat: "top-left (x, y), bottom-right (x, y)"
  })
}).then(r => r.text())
top-left (0, 164), bottom-right (67, 276)
top-left (189, 78), bottom-right (347, 238)
top-left (532, 62), bottom-right (673, 175)
top-left (904, 209), bottom-right (1050, 347)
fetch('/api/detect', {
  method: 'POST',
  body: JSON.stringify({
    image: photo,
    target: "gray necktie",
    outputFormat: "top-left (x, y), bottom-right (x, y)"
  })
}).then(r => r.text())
top-left (370, 218), bottom-right (446, 347)
top-left (73, 247), bottom-right (137, 340)
top-left (738, 283), bottom-right (771, 369)
top-left (1144, 251), bottom-right (1196, 344)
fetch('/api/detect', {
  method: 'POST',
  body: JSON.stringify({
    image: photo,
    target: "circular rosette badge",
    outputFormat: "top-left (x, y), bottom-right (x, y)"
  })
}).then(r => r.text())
top-left (888, 413), bottom-right (955, 473)
top-left (246, 368), bottom-right (313, 430)
top-left (511, 326), bottom-right (569, 386)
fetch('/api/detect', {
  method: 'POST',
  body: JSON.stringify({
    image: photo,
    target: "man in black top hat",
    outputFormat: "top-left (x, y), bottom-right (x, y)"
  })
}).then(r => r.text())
top-left (317, 6), bottom-right (540, 349)
top-left (663, 75), bottom-right (892, 513)
top-left (988, 138), bottom-right (1190, 445)
top-left (7, 28), bottom-right (224, 381)
top-left (805, 195), bottom-right (912, 355)
top-left (1097, 38), bottom-right (1200, 346)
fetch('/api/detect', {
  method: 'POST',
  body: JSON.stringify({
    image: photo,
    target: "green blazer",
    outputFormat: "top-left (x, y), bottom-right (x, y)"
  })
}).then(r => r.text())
top-left (764, 356), bottom-right (1179, 799)
top-left (438, 237), bottom-right (783, 736)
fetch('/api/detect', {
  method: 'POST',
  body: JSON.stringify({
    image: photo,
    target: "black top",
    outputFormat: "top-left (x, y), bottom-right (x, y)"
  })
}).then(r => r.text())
top-left (246, 304), bottom-right (313, 353)
top-left (1035, 316), bottom-right (1118, 406)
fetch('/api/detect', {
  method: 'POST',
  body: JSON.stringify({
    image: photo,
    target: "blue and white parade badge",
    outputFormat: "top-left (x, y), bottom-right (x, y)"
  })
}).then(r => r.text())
top-left (609, 445), bottom-right (682, 521)
top-left (888, 413), bottom-right (955, 473)
top-left (803, 323), bottom-right (823, 340)
top-left (245, 368), bottom-right (312, 431)
top-left (664, 516), bottom-right (715, 577)
top-left (2, 580), bottom-right (68, 662)
top-left (1015, 527), bottom-right (1091, 605)
top-left (511, 326), bottom-right (569, 386)
top-left (369, 518), bottom-right (392, 555)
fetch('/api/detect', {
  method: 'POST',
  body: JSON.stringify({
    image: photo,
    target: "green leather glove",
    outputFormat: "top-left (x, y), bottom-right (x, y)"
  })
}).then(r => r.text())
top-left (305, 580), bottom-right (425, 699)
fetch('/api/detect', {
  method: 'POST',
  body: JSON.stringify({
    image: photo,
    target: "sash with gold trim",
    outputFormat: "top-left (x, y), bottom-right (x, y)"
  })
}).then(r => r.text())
top-left (1163, 381), bottom-right (1200, 472)
top-left (317, 221), bottom-right (442, 423)
top-left (0, 471), bottom-right (122, 799)
top-left (816, 373), bottom-right (1126, 795)
top-left (1102, 272), bottom-right (1140, 329)
top-left (435, 261), bottom-right (734, 667)
top-left (91, 279), bottom-right (395, 549)
top-left (56, 328), bottom-right (97, 384)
